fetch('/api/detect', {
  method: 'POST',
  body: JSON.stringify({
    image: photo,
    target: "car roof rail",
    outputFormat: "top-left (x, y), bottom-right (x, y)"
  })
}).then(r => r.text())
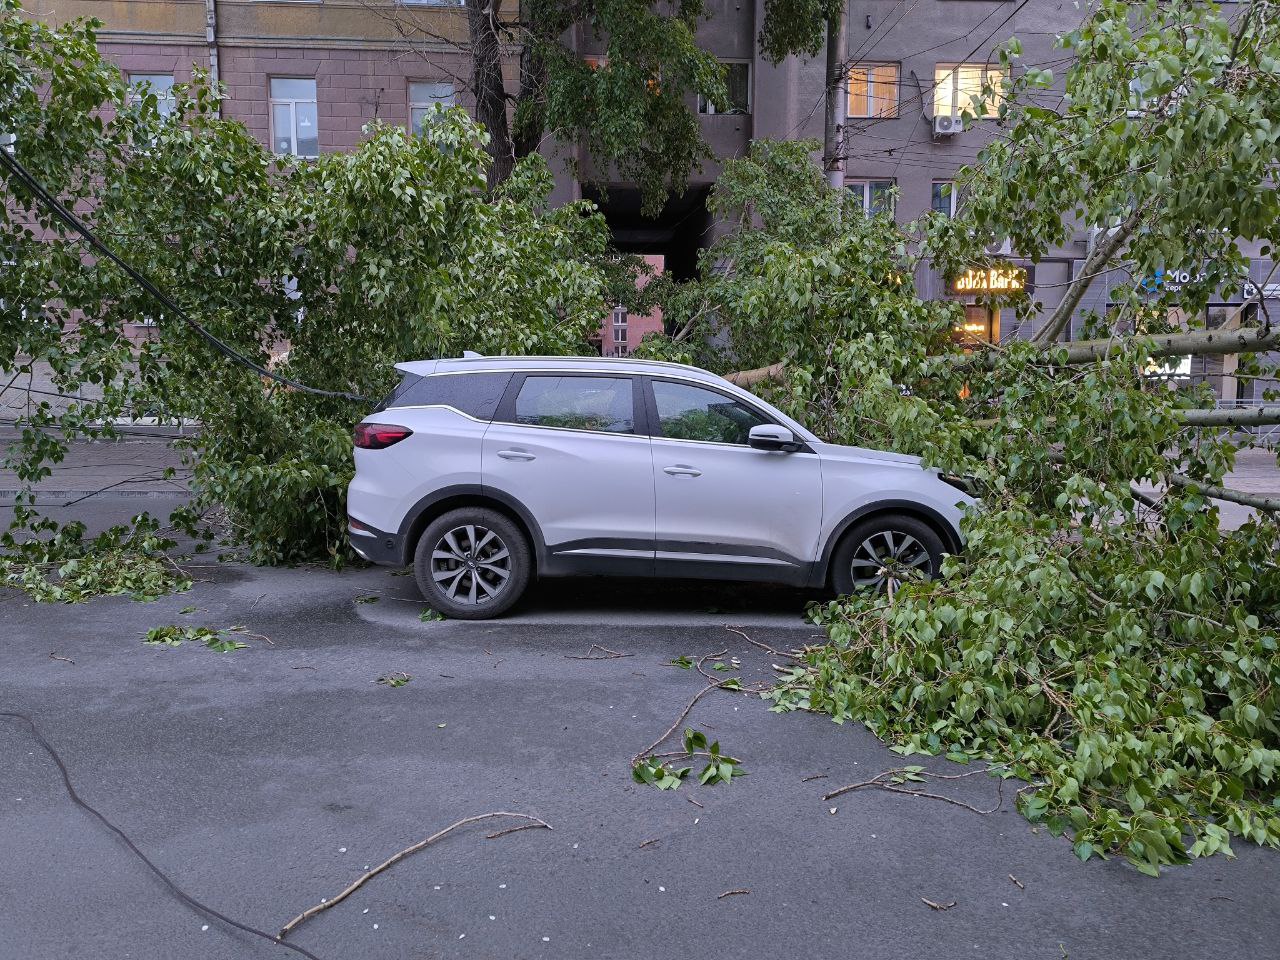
top-left (461, 350), bottom-right (485, 359)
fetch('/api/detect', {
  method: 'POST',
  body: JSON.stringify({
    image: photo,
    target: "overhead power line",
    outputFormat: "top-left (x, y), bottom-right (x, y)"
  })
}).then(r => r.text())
top-left (0, 148), bottom-right (369, 404)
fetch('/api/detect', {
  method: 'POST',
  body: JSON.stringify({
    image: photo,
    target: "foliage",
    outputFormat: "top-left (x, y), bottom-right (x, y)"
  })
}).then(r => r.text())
top-left (639, 15), bottom-right (1280, 868)
top-left (418, 608), bottom-right (445, 622)
top-left (143, 624), bottom-right (249, 652)
top-left (0, 514), bottom-right (189, 602)
top-left (534, 0), bottom-right (727, 215)
top-left (632, 727), bottom-right (745, 790)
top-left (375, 672), bottom-right (413, 688)
top-left (0, 1), bottom-right (627, 571)
top-left (757, 0), bottom-right (844, 62)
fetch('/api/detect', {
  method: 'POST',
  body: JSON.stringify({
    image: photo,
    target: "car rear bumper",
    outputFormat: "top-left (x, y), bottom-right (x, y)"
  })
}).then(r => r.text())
top-left (347, 518), bottom-right (406, 567)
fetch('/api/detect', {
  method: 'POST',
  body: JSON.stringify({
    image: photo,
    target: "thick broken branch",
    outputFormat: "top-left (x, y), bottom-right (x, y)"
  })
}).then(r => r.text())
top-left (1176, 405), bottom-right (1280, 428)
top-left (1169, 474), bottom-right (1280, 512)
top-left (1061, 325), bottom-right (1280, 365)
top-left (723, 362), bottom-right (787, 388)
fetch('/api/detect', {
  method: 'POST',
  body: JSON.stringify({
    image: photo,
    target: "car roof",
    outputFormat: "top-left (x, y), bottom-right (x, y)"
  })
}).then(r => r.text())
top-left (394, 354), bottom-right (730, 385)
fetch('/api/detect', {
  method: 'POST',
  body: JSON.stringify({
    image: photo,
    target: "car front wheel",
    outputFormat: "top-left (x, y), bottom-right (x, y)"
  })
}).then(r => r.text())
top-left (830, 514), bottom-right (945, 597)
top-left (413, 507), bottom-right (531, 620)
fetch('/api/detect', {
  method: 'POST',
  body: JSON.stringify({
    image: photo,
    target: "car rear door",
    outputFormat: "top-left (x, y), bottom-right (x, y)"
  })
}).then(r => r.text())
top-left (644, 377), bottom-right (822, 585)
top-left (482, 372), bottom-right (655, 576)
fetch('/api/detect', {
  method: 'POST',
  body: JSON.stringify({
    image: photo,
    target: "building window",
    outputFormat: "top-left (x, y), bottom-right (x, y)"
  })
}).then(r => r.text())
top-left (848, 64), bottom-right (898, 119)
top-left (127, 73), bottom-right (176, 118)
top-left (409, 81), bottom-right (455, 134)
top-left (847, 179), bottom-right (895, 216)
top-left (612, 306), bottom-right (628, 351)
top-left (698, 62), bottom-right (750, 115)
top-left (931, 180), bottom-right (957, 217)
top-left (270, 78), bottom-right (319, 158)
top-left (934, 64), bottom-right (1003, 118)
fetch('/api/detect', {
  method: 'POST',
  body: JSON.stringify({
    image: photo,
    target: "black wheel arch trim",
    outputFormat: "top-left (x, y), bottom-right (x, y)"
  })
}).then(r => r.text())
top-left (815, 500), bottom-right (963, 587)
top-left (396, 484), bottom-right (548, 570)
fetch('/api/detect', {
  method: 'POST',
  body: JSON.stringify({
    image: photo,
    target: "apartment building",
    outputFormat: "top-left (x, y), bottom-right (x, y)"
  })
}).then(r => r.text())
top-left (18, 1), bottom-right (1276, 396)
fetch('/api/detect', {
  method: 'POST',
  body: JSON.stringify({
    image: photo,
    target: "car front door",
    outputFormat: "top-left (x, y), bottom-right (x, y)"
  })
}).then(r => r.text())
top-left (482, 373), bottom-right (655, 576)
top-left (645, 377), bottom-right (822, 584)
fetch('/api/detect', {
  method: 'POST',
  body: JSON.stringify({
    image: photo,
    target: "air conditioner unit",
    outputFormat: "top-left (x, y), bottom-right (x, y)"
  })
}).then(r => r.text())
top-left (933, 114), bottom-right (962, 137)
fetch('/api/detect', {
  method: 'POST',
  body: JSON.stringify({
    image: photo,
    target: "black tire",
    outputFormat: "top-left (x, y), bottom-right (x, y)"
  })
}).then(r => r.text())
top-left (413, 507), bottom-right (531, 620)
top-left (830, 514), bottom-right (946, 597)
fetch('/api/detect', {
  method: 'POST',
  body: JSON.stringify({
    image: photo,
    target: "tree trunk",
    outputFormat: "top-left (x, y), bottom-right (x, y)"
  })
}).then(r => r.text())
top-left (466, 0), bottom-right (515, 188)
top-left (1176, 405), bottom-right (1280, 428)
top-left (823, 7), bottom-right (848, 190)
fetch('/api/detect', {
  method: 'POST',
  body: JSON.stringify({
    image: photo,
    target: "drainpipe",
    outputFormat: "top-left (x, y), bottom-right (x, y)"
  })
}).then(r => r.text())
top-left (205, 0), bottom-right (222, 112)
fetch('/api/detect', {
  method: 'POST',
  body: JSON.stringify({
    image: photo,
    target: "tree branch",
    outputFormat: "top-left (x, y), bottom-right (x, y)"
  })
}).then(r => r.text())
top-left (1060, 324), bottom-right (1280, 364)
top-left (1031, 207), bottom-right (1146, 347)
top-left (1169, 474), bottom-right (1280, 512)
top-left (723, 362), bottom-right (787, 387)
top-left (1176, 405), bottom-right (1280, 428)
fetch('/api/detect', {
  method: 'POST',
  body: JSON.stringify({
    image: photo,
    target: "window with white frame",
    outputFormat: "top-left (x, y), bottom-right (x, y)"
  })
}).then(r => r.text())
top-left (698, 62), bottom-right (750, 115)
top-left (848, 179), bottom-right (895, 216)
top-left (127, 73), bottom-right (176, 118)
top-left (848, 64), bottom-right (898, 119)
top-left (409, 81), bottom-right (455, 134)
top-left (931, 180), bottom-right (957, 217)
top-left (612, 306), bottom-right (628, 349)
top-left (270, 78), bottom-right (319, 158)
top-left (934, 63), bottom-right (1003, 118)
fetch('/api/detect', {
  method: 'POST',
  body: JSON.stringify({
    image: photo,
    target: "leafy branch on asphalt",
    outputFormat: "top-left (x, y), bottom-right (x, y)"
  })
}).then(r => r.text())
top-left (143, 624), bottom-right (265, 653)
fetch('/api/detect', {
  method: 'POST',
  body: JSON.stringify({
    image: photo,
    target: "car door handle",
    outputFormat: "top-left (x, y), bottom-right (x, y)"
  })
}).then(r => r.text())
top-left (497, 449), bottom-right (536, 461)
top-left (663, 465), bottom-right (702, 477)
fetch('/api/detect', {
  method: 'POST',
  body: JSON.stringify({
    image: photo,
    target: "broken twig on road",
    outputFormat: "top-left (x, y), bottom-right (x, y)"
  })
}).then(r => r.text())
top-left (279, 812), bottom-right (552, 939)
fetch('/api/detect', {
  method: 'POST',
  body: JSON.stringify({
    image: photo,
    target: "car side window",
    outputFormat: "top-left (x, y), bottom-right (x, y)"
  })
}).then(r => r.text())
top-left (514, 376), bottom-right (634, 434)
top-left (651, 381), bottom-right (769, 445)
top-left (392, 372), bottom-right (512, 420)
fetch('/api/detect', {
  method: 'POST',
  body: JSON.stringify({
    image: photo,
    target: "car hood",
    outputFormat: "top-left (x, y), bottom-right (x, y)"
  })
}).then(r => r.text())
top-left (810, 440), bottom-right (926, 468)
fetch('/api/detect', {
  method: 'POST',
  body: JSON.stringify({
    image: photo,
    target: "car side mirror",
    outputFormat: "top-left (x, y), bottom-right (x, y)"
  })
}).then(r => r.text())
top-left (748, 424), bottom-right (800, 452)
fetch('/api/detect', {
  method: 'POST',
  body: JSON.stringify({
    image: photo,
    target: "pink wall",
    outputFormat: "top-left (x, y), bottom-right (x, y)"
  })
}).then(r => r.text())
top-left (599, 254), bottom-right (666, 356)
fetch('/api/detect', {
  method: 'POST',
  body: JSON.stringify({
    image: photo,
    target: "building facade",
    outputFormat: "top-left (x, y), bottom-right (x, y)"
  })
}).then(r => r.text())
top-left (19, 0), bottom-right (1278, 395)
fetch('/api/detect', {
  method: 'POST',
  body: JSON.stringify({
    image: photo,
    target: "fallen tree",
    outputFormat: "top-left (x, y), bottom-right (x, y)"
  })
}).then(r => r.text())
top-left (638, 26), bottom-right (1280, 869)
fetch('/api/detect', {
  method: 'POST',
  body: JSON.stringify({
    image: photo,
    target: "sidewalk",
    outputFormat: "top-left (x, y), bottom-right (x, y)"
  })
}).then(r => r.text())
top-left (0, 432), bottom-right (190, 501)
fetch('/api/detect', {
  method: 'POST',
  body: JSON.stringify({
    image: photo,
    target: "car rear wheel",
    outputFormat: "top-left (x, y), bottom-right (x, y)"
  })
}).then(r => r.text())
top-left (413, 507), bottom-right (531, 620)
top-left (830, 514), bottom-right (945, 597)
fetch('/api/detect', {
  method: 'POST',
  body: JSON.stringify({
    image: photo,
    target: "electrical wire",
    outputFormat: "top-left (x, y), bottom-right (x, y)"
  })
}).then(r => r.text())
top-left (0, 710), bottom-right (325, 960)
top-left (0, 148), bottom-right (368, 404)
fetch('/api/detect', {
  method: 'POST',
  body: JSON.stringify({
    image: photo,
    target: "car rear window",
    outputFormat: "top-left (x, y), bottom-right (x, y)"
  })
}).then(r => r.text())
top-left (383, 372), bottom-right (512, 420)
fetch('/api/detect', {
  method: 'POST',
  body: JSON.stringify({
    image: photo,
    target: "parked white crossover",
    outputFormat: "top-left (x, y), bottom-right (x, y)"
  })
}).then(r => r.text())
top-left (347, 355), bottom-right (973, 619)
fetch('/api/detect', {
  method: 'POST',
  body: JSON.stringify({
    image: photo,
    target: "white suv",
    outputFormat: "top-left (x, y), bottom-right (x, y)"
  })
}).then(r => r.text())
top-left (347, 355), bottom-right (973, 619)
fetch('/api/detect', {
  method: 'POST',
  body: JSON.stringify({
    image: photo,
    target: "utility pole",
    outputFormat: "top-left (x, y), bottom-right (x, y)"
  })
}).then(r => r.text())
top-left (823, 3), bottom-right (848, 190)
top-left (205, 0), bottom-right (222, 114)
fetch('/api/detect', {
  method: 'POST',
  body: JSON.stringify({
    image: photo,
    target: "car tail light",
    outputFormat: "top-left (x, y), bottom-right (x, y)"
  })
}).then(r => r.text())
top-left (354, 423), bottom-right (413, 449)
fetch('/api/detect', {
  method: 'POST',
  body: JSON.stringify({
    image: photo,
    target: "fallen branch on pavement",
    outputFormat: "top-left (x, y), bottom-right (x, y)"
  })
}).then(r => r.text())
top-left (822, 765), bottom-right (1008, 815)
top-left (565, 644), bottom-right (633, 660)
top-left (278, 812), bottom-right (552, 939)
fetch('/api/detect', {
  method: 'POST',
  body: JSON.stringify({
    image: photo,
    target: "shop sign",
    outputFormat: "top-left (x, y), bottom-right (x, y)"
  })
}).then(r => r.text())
top-left (949, 265), bottom-right (1027, 295)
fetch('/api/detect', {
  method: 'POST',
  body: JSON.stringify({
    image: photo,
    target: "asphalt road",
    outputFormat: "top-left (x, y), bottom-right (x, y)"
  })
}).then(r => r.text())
top-left (2, 511), bottom-right (1278, 960)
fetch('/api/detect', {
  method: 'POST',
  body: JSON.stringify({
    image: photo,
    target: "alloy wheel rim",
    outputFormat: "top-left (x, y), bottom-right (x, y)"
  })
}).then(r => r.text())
top-left (849, 530), bottom-right (932, 593)
top-left (429, 524), bottom-right (511, 605)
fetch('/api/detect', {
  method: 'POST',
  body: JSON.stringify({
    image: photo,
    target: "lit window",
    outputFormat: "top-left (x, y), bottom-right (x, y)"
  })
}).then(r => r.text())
top-left (409, 81), bottom-right (455, 134)
top-left (934, 64), bottom-right (1003, 118)
top-left (698, 62), bottom-right (750, 115)
top-left (931, 180), bottom-right (957, 217)
top-left (128, 74), bottom-right (176, 118)
top-left (847, 179), bottom-right (895, 216)
top-left (270, 78), bottom-right (319, 158)
top-left (848, 64), bottom-right (898, 119)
